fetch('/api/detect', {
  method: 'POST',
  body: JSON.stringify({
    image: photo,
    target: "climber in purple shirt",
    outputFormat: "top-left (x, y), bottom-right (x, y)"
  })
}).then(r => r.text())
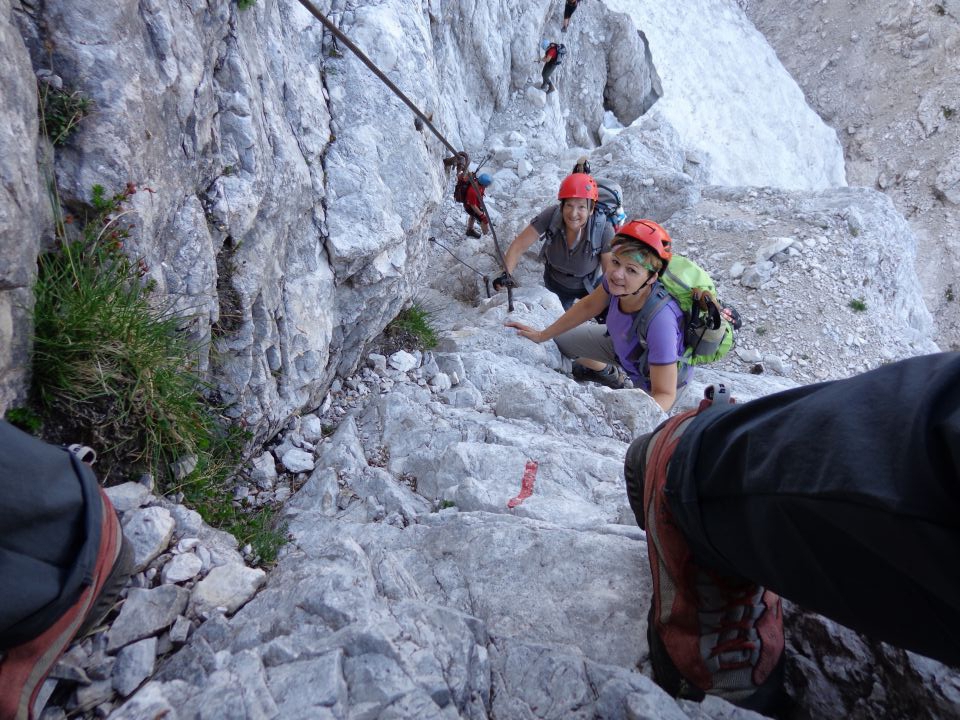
top-left (507, 219), bottom-right (686, 411)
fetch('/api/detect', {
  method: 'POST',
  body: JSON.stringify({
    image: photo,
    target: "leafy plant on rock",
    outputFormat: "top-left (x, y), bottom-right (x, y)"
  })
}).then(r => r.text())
top-left (38, 81), bottom-right (93, 146)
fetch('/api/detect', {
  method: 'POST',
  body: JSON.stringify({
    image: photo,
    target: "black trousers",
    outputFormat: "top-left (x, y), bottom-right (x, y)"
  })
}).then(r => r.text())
top-left (664, 353), bottom-right (960, 666)
top-left (541, 62), bottom-right (558, 92)
top-left (0, 422), bottom-right (103, 649)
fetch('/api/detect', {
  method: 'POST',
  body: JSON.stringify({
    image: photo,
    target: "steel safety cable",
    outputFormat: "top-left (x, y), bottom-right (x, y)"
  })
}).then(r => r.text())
top-left (295, 0), bottom-right (514, 305)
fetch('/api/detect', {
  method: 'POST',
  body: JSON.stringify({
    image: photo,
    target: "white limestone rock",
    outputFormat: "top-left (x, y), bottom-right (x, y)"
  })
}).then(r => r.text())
top-left (300, 414), bottom-right (325, 443)
top-left (168, 615), bottom-right (192, 644)
top-left (428, 372), bottom-right (452, 391)
top-left (123, 507), bottom-right (176, 572)
top-left (249, 452), bottom-right (278, 490)
top-left (280, 447), bottom-right (315, 474)
top-left (189, 564), bottom-right (266, 617)
top-left (104, 482), bottom-right (150, 514)
top-left (168, 505), bottom-right (204, 539)
top-left (935, 153), bottom-right (960, 206)
top-left (756, 237), bottom-right (797, 262)
top-left (161, 552), bottom-right (203, 584)
top-left (388, 350), bottom-right (418, 373)
top-left (368, 353), bottom-right (388, 373)
top-left (107, 586), bottom-right (189, 652)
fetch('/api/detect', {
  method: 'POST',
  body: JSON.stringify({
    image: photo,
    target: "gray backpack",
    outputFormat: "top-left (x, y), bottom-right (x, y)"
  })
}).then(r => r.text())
top-left (595, 179), bottom-right (626, 230)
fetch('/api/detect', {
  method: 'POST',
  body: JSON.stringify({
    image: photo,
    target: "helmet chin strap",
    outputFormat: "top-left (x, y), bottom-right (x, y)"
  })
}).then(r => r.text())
top-left (623, 274), bottom-right (656, 296)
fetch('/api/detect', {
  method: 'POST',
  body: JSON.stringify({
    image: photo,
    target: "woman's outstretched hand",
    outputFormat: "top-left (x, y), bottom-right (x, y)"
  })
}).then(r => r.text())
top-left (505, 321), bottom-right (546, 344)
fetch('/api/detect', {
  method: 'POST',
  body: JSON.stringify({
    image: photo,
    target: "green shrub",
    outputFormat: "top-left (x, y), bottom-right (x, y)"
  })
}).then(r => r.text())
top-left (237, 0), bottom-right (256, 9)
top-left (848, 298), bottom-right (867, 312)
top-left (176, 427), bottom-right (288, 566)
top-left (38, 82), bottom-right (93, 146)
top-left (31, 183), bottom-right (288, 565)
top-left (386, 304), bottom-right (439, 350)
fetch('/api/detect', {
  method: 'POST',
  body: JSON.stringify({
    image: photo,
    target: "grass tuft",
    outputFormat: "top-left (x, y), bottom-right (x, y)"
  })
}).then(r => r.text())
top-left (174, 427), bottom-right (288, 566)
top-left (29, 183), bottom-right (288, 565)
top-left (848, 298), bottom-right (867, 312)
top-left (33, 184), bottom-right (211, 484)
top-left (386, 305), bottom-right (439, 351)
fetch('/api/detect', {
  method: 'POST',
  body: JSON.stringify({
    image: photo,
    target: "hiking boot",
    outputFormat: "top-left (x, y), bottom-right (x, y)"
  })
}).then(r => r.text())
top-left (572, 363), bottom-right (626, 389)
top-left (0, 487), bottom-right (132, 720)
top-left (624, 386), bottom-right (785, 714)
top-left (465, 228), bottom-right (482, 239)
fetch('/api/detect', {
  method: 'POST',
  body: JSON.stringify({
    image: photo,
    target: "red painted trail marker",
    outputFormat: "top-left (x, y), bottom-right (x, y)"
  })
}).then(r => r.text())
top-left (507, 460), bottom-right (539, 508)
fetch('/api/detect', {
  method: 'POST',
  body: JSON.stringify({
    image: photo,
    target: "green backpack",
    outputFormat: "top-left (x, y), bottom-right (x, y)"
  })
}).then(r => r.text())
top-left (628, 254), bottom-right (734, 374)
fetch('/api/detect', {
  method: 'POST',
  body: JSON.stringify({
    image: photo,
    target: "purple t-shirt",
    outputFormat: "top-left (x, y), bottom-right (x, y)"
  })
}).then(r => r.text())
top-left (602, 277), bottom-right (686, 389)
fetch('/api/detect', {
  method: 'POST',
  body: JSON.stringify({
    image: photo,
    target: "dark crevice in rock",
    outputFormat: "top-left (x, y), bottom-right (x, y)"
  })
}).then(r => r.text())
top-left (636, 30), bottom-right (662, 114)
top-left (601, 21), bottom-right (662, 129)
top-left (211, 236), bottom-right (243, 339)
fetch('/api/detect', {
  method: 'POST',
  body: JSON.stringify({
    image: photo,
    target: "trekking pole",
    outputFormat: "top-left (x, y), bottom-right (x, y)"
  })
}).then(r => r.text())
top-left (473, 151), bottom-right (493, 174)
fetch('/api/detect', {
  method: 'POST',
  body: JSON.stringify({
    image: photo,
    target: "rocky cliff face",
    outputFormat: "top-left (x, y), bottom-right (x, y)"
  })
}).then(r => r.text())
top-left (0, 0), bottom-right (49, 412)
top-left (1, 0), bottom-right (661, 432)
top-left (1, 0), bottom-right (953, 717)
top-left (737, 0), bottom-right (960, 349)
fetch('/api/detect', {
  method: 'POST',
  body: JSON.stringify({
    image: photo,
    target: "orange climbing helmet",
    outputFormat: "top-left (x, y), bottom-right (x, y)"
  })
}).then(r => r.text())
top-left (557, 173), bottom-right (599, 202)
top-left (613, 219), bottom-right (673, 274)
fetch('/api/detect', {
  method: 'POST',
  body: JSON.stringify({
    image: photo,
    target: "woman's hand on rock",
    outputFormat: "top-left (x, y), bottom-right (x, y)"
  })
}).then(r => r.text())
top-left (505, 321), bottom-right (544, 343)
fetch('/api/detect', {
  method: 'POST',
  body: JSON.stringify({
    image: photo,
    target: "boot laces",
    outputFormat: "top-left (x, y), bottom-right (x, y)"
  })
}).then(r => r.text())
top-left (697, 570), bottom-right (763, 670)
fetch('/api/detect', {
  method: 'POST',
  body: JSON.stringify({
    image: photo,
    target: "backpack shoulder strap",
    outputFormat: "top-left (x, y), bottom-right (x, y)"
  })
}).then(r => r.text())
top-left (544, 205), bottom-right (564, 239)
top-left (629, 282), bottom-right (673, 345)
top-left (626, 282), bottom-right (674, 371)
top-left (587, 211), bottom-right (607, 256)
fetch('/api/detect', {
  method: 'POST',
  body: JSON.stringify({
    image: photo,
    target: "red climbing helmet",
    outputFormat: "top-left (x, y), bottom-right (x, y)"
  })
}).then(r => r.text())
top-left (557, 173), bottom-right (599, 202)
top-left (613, 219), bottom-right (673, 271)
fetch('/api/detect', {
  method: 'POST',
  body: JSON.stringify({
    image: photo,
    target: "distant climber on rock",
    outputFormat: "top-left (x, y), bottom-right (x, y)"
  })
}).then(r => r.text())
top-left (493, 173), bottom-right (613, 310)
top-left (561, 0), bottom-right (581, 32)
top-left (455, 170), bottom-right (492, 239)
top-left (506, 219), bottom-right (684, 408)
top-left (571, 156), bottom-right (591, 175)
top-left (539, 40), bottom-right (565, 94)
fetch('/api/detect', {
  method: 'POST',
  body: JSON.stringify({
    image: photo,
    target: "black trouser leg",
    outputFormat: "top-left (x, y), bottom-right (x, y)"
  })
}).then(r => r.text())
top-left (0, 422), bottom-right (102, 648)
top-left (665, 353), bottom-right (960, 666)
